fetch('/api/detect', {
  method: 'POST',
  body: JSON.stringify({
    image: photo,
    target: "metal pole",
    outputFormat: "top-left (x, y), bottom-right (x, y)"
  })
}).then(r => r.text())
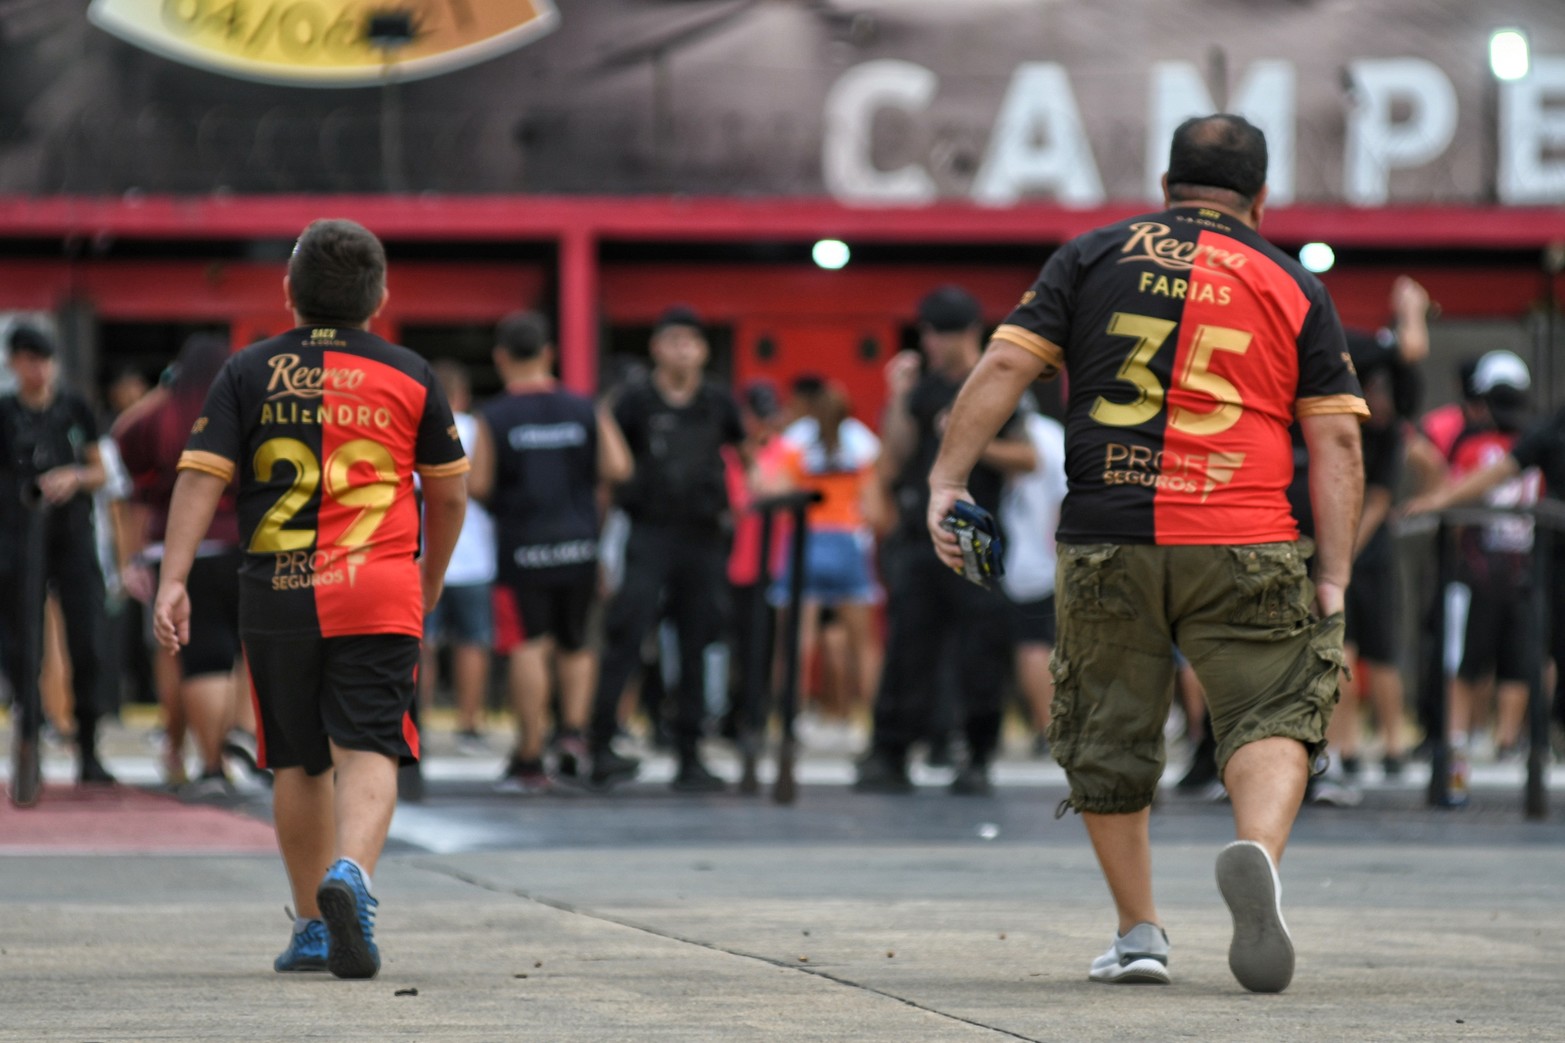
top-left (1525, 516), bottom-right (1553, 820)
top-left (1427, 518), bottom-right (1452, 808)
top-left (380, 56), bottom-right (406, 193)
top-left (737, 508), bottom-right (776, 796)
top-left (8, 499), bottom-right (48, 807)
top-left (772, 499), bottom-right (811, 806)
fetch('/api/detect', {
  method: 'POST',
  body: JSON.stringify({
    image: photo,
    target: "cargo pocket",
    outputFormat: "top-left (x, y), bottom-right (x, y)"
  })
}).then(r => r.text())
top-left (1058, 544), bottom-right (1136, 621)
top-left (1225, 542), bottom-right (1313, 627)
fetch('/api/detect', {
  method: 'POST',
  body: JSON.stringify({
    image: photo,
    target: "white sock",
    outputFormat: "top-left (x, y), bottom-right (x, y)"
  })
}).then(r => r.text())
top-left (340, 856), bottom-right (374, 894)
top-left (294, 915), bottom-right (318, 933)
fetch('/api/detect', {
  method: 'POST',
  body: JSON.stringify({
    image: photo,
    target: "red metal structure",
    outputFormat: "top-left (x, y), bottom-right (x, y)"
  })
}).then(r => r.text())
top-left (2, 195), bottom-right (1562, 415)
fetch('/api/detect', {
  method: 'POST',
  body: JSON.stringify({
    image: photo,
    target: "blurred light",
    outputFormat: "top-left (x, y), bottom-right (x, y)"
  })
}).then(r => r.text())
top-left (1490, 29), bottom-right (1530, 81)
top-left (812, 239), bottom-right (850, 270)
top-left (1299, 242), bottom-right (1336, 273)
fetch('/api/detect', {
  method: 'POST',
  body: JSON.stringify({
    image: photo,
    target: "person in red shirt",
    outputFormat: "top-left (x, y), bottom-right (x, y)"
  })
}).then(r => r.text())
top-left (115, 332), bottom-right (248, 799)
top-left (153, 220), bottom-right (468, 979)
top-left (928, 115), bottom-right (1364, 992)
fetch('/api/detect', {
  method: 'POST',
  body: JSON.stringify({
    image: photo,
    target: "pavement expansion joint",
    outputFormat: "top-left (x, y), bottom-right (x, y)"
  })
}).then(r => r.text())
top-left (410, 857), bottom-right (1047, 1041)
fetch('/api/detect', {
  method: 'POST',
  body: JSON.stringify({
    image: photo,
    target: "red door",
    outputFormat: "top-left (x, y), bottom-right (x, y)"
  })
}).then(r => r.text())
top-left (734, 318), bottom-right (896, 428)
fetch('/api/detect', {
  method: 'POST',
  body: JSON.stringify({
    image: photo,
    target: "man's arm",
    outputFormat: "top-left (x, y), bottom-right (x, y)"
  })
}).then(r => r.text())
top-left (37, 441), bottom-right (106, 504)
top-left (978, 430), bottom-right (1038, 475)
top-left (926, 340), bottom-right (1050, 570)
top-left (1403, 430), bottom-right (1448, 495)
top-left (467, 419), bottom-right (495, 502)
top-left (1391, 276), bottom-right (1430, 365)
top-left (1403, 454), bottom-right (1520, 517)
top-left (151, 470), bottom-right (227, 653)
top-left (1300, 412), bottom-right (1364, 617)
top-left (1354, 485), bottom-right (1392, 558)
top-left (597, 406), bottom-right (634, 486)
top-left (876, 351), bottom-right (922, 484)
top-left (419, 472), bottom-right (467, 614)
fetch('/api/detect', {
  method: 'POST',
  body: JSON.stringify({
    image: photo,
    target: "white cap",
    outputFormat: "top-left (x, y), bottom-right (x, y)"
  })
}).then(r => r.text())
top-left (1471, 350), bottom-right (1531, 394)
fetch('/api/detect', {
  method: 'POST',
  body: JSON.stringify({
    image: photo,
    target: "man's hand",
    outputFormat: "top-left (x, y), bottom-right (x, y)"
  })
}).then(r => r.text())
top-left (1391, 275), bottom-right (1429, 317)
top-left (153, 579), bottom-right (190, 655)
top-left (1315, 581), bottom-right (1347, 619)
top-left (121, 561), bottom-right (155, 603)
top-left (927, 481), bottom-right (971, 573)
top-left (36, 465), bottom-right (82, 505)
top-left (885, 350), bottom-right (921, 400)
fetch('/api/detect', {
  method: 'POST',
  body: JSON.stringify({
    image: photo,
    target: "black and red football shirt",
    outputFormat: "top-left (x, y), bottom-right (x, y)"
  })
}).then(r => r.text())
top-left (177, 326), bottom-right (469, 638)
top-left (994, 205), bottom-right (1367, 546)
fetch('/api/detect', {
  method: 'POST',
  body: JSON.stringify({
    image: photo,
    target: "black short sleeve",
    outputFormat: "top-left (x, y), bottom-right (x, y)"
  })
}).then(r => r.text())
top-left (1294, 293), bottom-right (1366, 417)
top-left (179, 359), bottom-right (244, 481)
top-left (414, 363), bottom-right (467, 477)
top-left (991, 242), bottom-right (1077, 372)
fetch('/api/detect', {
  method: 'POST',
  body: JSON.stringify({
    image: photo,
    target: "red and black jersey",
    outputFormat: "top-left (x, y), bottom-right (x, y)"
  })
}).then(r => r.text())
top-left (177, 326), bottom-right (469, 638)
top-left (994, 206), bottom-right (1367, 546)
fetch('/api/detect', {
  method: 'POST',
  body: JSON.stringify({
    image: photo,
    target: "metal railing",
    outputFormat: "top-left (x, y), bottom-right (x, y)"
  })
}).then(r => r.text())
top-left (734, 490), bottom-right (822, 805)
top-left (1396, 501), bottom-right (1565, 818)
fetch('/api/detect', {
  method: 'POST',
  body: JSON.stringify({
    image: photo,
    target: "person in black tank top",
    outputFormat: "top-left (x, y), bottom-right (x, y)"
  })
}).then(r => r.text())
top-left (470, 312), bottom-right (632, 792)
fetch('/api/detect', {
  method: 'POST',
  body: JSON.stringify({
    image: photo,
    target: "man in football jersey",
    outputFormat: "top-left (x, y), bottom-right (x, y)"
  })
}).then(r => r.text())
top-left (926, 115), bottom-right (1365, 993)
top-left (153, 219), bottom-right (469, 980)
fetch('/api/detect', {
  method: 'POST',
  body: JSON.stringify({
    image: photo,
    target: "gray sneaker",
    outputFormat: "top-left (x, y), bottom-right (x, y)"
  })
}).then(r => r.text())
top-left (1216, 840), bottom-right (1294, 993)
top-left (1088, 922), bottom-right (1171, 984)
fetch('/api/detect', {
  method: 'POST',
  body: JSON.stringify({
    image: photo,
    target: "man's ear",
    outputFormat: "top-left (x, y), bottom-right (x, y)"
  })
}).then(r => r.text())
top-left (283, 274), bottom-right (294, 311)
top-left (1160, 172), bottom-right (1170, 208)
top-left (1249, 184), bottom-right (1269, 228)
top-left (371, 285), bottom-right (390, 320)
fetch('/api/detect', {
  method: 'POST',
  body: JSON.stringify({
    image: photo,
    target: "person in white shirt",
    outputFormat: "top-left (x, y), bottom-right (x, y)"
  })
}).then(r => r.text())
top-left (999, 398), bottom-right (1067, 756)
top-left (421, 361), bottom-right (498, 750)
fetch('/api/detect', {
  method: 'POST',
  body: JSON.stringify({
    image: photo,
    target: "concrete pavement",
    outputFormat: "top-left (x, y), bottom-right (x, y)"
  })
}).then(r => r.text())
top-left (2, 710), bottom-right (1563, 1041)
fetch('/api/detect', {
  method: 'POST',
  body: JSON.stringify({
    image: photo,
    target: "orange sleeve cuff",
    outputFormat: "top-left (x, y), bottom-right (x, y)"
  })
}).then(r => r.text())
top-left (177, 450), bottom-right (236, 483)
top-left (417, 458), bottom-right (471, 478)
top-left (991, 324), bottom-right (1065, 373)
top-left (1296, 394), bottom-right (1371, 420)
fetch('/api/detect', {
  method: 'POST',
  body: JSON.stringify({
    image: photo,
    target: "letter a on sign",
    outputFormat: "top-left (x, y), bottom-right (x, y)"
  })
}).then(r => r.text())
top-left (89, 0), bottom-right (558, 87)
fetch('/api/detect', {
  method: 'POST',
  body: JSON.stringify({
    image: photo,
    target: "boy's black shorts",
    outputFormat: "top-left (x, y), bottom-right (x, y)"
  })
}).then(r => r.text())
top-left (243, 632), bottom-right (421, 776)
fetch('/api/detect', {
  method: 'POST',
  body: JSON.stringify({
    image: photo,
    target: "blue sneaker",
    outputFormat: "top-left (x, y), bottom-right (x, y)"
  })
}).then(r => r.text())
top-left (316, 859), bottom-right (381, 979)
top-left (273, 914), bottom-right (329, 973)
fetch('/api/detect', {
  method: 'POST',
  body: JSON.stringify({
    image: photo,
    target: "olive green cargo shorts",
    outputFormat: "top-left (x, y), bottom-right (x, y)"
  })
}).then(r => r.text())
top-left (1048, 541), bottom-right (1344, 815)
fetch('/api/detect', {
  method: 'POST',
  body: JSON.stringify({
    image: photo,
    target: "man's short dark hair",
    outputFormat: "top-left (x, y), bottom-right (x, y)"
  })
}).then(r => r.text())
top-left (1166, 114), bottom-right (1268, 205)
top-left (496, 311), bottom-right (551, 360)
top-left (287, 219), bottom-right (387, 325)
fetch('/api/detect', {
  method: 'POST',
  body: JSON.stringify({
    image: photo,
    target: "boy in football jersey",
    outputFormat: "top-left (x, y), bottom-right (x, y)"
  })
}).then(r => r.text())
top-left (154, 219), bottom-right (468, 979)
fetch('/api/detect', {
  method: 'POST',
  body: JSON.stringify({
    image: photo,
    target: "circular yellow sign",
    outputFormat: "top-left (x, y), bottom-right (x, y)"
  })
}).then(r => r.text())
top-left (89, 0), bottom-right (559, 87)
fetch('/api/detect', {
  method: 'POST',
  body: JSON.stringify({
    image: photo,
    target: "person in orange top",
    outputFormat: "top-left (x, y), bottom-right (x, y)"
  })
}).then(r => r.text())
top-left (769, 376), bottom-right (883, 732)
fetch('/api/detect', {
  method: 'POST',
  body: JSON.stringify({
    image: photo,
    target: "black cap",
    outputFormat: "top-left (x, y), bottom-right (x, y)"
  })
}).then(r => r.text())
top-left (653, 304), bottom-right (704, 334)
top-left (8, 324), bottom-right (55, 359)
top-left (917, 285), bottom-right (981, 333)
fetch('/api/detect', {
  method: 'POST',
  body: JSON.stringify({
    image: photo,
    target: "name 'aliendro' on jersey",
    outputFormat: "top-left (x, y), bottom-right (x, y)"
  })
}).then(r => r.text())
top-left (177, 326), bottom-right (468, 638)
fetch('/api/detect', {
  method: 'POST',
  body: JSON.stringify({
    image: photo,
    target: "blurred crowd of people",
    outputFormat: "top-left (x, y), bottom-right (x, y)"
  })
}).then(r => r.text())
top-left (2, 273), bottom-right (1561, 805)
